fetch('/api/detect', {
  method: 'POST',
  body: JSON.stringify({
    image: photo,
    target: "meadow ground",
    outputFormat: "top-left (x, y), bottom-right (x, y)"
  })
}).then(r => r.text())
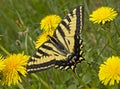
top-left (0, 0), bottom-right (120, 89)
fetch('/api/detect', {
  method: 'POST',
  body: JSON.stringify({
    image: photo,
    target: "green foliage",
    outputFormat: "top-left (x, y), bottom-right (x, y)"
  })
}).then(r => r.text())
top-left (0, 0), bottom-right (120, 89)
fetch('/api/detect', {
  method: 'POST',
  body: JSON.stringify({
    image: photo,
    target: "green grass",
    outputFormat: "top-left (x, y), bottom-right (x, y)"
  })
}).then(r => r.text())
top-left (0, 0), bottom-right (120, 89)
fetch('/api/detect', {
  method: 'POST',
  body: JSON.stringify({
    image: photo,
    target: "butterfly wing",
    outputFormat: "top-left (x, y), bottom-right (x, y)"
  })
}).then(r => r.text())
top-left (54, 6), bottom-right (84, 70)
top-left (27, 6), bottom-right (84, 73)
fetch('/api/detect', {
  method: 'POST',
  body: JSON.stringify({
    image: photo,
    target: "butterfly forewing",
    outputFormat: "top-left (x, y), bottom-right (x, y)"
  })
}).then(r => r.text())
top-left (54, 6), bottom-right (84, 70)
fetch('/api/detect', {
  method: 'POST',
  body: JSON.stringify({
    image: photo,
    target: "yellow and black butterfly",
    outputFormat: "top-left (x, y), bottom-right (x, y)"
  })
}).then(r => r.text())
top-left (27, 6), bottom-right (84, 73)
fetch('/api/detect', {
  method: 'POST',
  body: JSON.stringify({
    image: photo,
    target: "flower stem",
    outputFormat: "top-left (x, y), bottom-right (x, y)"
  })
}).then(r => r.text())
top-left (32, 73), bottom-right (53, 89)
top-left (108, 83), bottom-right (119, 89)
top-left (17, 83), bottom-right (25, 89)
top-left (106, 29), bottom-right (116, 55)
top-left (0, 45), bottom-right (10, 55)
top-left (70, 70), bottom-right (90, 88)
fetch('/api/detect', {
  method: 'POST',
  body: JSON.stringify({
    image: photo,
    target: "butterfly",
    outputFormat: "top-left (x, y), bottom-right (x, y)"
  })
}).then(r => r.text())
top-left (27, 6), bottom-right (84, 73)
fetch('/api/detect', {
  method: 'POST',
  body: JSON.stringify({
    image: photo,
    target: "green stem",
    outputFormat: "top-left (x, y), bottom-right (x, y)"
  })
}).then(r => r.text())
top-left (113, 22), bottom-right (120, 37)
top-left (106, 30), bottom-right (116, 55)
top-left (115, 83), bottom-right (119, 89)
top-left (107, 83), bottom-right (118, 89)
top-left (32, 73), bottom-right (53, 89)
top-left (25, 28), bottom-right (28, 54)
top-left (22, 76), bottom-right (35, 89)
top-left (17, 83), bottom-right (25, 89)
top-left (0, 45), bottom-right (10, 55)
top-left (70, 70), bottom-right (90, 88)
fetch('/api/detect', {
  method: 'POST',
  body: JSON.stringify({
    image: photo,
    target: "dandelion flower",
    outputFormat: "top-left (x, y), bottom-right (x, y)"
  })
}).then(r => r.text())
top-left (89, 7), bottom-right (118, 24)
top-left (1, 53), bottom-right (29, 86)
top-left (40, 15), bottom-right (61, 32)
top-left (0, 55), bottom-right (5, 71)
top-left (36, 15), bottom-right (61, 48)
top-left (98, 56), bottom-right (120, 85)
top-left (35, 31), bottom-right (54, 48)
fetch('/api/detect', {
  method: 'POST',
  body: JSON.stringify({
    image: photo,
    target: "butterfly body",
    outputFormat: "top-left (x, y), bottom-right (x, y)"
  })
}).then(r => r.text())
top-left (27, 6), bottom-right (84, 73)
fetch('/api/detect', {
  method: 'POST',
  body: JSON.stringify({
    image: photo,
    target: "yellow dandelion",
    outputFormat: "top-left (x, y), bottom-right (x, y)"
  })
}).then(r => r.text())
top-left (36, 15), bottom-right (61, 48)
top-left (1, 53), bottom-right (29, 86)
top-left (40, 15), bottom-right (61, 32)
top-left (0, 55), bottom-right (5, 71)
top-left (98, 56), bottom-right (120, 86)
top-left (89, 6), bottom-right (118, 24)
top-left (35, 31), bottom-right (54, 48)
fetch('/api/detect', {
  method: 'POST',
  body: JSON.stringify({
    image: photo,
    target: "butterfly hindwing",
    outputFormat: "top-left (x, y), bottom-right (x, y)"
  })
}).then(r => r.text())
top-left (27, 41), bottom-right (56, 73)
top-left (27, 6), bottom-right (84, 73)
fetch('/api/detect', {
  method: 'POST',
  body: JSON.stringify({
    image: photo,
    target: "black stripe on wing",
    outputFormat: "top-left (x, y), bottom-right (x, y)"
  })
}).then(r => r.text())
top-left (27, 60), bottom-right (55, 73)
top-left (48, 36), bottom-right (68, 55)
top-left (54, 25), bottom-right (70, 52)
top-left (74, 6), bottom-right (84, 54)
top-left (65, 15), bottom-right (71, 22)
top-left (61, 21), bottom-right (70, 31)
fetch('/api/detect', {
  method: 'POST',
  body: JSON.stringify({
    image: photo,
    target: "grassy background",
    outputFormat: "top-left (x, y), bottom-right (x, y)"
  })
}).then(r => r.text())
top-left (0, 0), bottom-right (120, 89)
